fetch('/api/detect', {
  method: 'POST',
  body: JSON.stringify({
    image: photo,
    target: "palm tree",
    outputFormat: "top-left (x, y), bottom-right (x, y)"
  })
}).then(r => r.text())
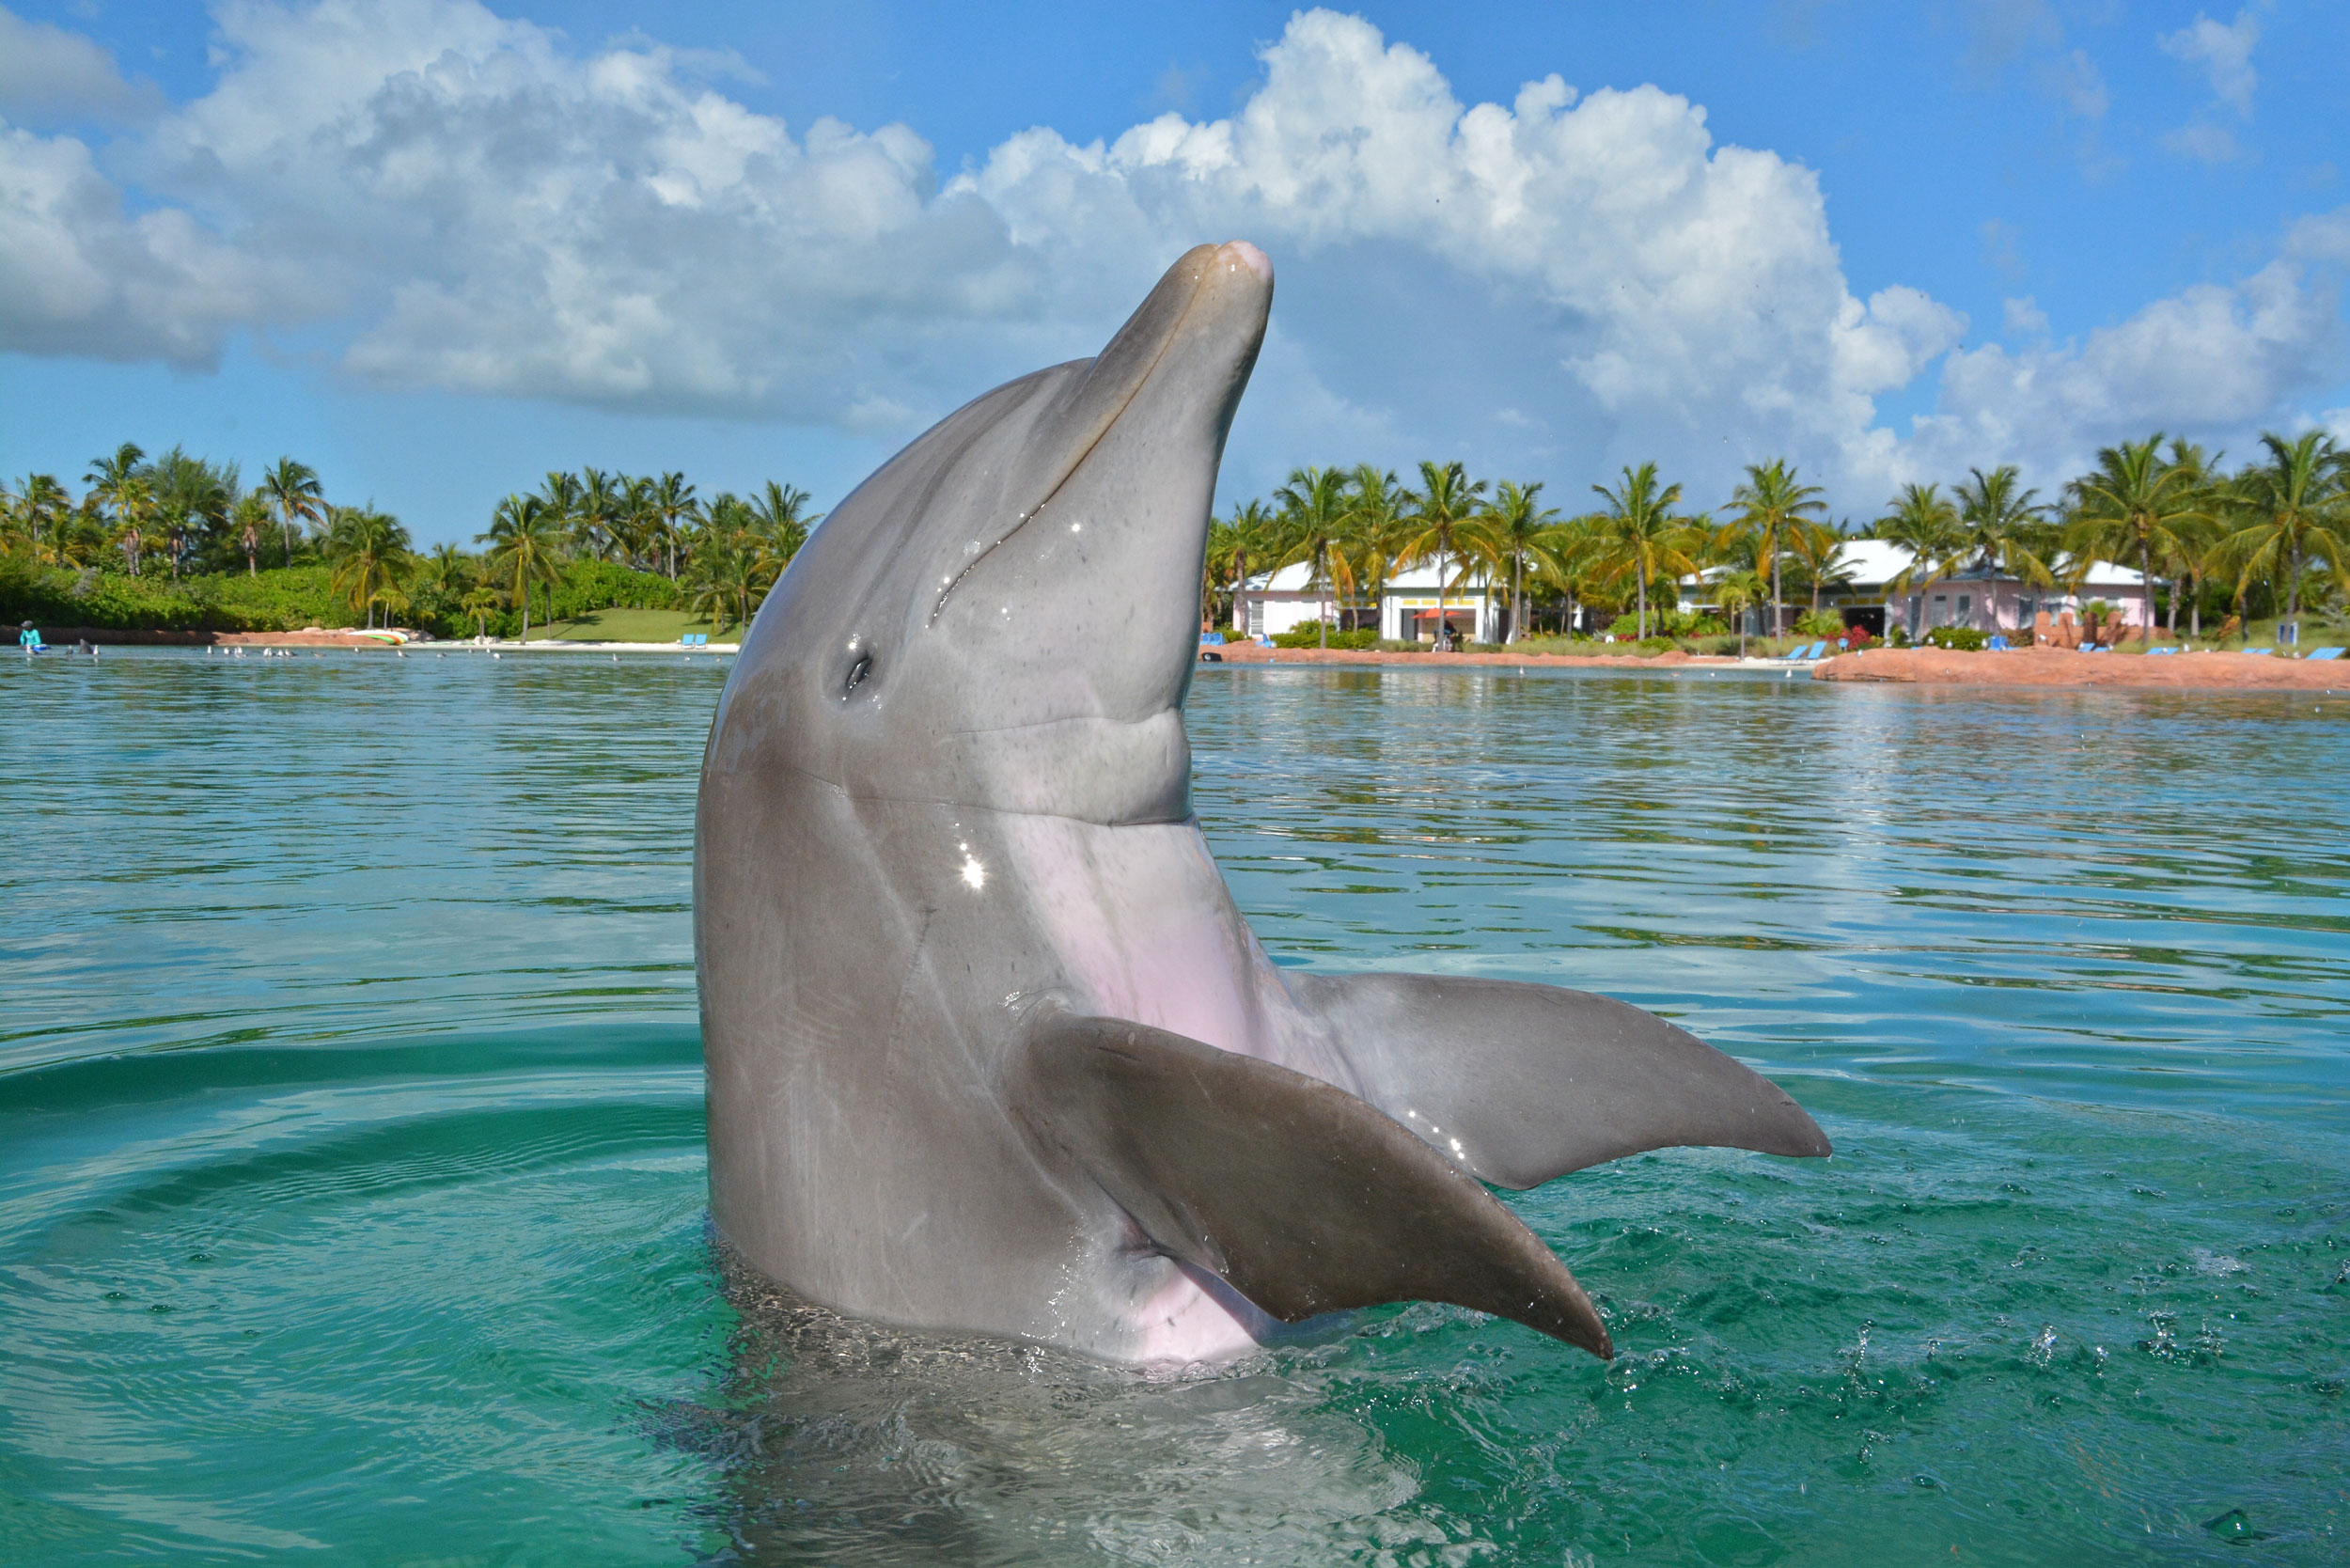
top-left (12, 475), bottom-right (75, 565)
top-left (2157, 438), bottom-right (2226, 637)
top-left (1588, 463), bottom-right (1699, 640)
top-left (260, 458), bottom-right (325, 570)
top-left (685, 532), bottom-right (761, 632)
top-left (325, 507), bottom-right (414, 628)
top-left (149, 447), bottom-right (236, 578)
top-left (1877, 482), bottom-right (1967, 602)
top-left (1398, 460), bottom-right (1487, 648)
top-left (1713, 567), bottom-right (1769, 657)
top-left (110, 475), bottom-right (153, 576)
top-left (1724, 459), bottom-right (1825, 637)
top-left (572, 467), bottom-right (623, 560)
top-left (1272, 465), bottom-right (1359, 648)
top-left (1472, 480), bottom-right (1560, 643)
top-left (481, 493), bottom-right (566, 641)
top-left (538, 470), bottom-right (582, 523)
top-left (2211, 431), bottom-right (2348, 636)
top-left (1210, 499), bottom-right (1279, 633)
top-left (2064, 435), bottom-right (2210, 641)
top-left (85, 443), bottom-right (144, 523)
top-left (460, 585), bottom-right (504, 641)
top-left (1528, 511), bottom-right (1598, 637)
top-left (367, 580), bottom-right (414, 631)
top-left (1344, 466), bottom-right (1408, 631)
top-left (415, 541), bottom-right (473, 600)
top-left (1955, 467), bottom-right (2057, 621)
top-left (231, 494), bottom-right (272, 576)
top-left (159, 496), bottom-right (195, 582)
top-left (1785, 518), bottom-right (1852, 615)
top-left (748, 480), bottom-right (819, 573)
top-left (651, 472), bottom-right (698, 579)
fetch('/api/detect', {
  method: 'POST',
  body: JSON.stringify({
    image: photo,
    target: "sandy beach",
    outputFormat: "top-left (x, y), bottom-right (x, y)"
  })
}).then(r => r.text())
top-left (1207, 640), bottom-right (2347, 690)
top-left (1204, 642), bottom-right (1741, 669)
top-left (1813, 645), bottom-right (2345, 690)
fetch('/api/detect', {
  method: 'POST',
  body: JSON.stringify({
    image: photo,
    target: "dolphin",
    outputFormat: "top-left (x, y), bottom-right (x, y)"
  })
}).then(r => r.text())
top-left (696, 242), bottom-right (1829, 1364)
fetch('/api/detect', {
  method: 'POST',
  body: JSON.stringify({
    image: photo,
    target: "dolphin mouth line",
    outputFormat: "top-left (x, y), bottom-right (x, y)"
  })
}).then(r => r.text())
top-left (925, 260), bottom-right (1215, 630)
top-left (946, 712), bottom-right (1174, 737)
top-left (758, 752), bottom-right (1198, 826)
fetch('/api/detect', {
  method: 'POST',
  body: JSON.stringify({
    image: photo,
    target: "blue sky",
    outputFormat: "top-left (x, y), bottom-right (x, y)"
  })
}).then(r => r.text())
top-left (3, 0), bottom-right (2345, 544)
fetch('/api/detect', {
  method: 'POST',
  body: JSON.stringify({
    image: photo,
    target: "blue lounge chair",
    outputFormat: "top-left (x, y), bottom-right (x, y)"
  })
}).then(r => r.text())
top-left (2308, 647), bottom-right (2344, 661)
top-left (1987, 634), bottom-right (2009, 651)
top-left (2244, 648), bottom-right (2272, 656)
top-left (2146, 646), bottom-right (2178, 656)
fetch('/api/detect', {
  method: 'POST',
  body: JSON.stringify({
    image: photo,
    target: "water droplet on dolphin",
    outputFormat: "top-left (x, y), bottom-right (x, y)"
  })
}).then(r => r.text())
top-left (960, 855), bottom-right (987, 890)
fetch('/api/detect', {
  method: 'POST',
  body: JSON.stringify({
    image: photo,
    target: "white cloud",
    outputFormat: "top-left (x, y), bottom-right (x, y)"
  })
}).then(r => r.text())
top-left (0, 123), bottom-right (284, 365)
top-left (0, 1), bottom-right (2342, 515)
top-left (1905, 220), bottom-right (2346, 483)
top-left (2158, 8), bottom-right (2261, 165)
top-left (2049, 48), bottom-right (2108, 120)
top-left (2159, 9), bottom-right (2261, 117)
top-left (0, 5), bottom-right (161, 128)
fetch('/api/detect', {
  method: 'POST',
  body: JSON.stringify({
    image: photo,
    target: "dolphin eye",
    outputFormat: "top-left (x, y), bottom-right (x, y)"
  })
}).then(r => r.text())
top-left (844, 653), bottom-right (873, 696)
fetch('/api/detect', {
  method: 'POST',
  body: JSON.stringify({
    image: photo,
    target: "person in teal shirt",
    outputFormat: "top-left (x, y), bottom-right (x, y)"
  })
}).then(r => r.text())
top-left (19, 621), bottom-right (44, 652)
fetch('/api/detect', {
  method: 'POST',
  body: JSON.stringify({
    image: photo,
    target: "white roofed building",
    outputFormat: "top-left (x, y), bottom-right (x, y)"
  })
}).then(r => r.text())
top-left (1234, 559), bottom-right (1501, 644)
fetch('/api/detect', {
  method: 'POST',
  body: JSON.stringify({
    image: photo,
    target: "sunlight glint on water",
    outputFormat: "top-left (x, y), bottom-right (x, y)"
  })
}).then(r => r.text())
top-left (2, 651), bottom-right (2345, 1565)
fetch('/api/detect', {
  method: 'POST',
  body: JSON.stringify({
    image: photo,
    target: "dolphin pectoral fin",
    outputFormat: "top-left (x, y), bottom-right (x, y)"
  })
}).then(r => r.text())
top-left (1010, 1011), bottom-right (1613, 1357)
top-left (1285, 973), bottom-right (1831, 1191)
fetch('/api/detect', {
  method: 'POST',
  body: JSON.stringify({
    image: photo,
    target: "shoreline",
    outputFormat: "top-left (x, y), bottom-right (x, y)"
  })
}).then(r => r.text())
top-left (34, 627), bottom-right (742, 652)
top-left (1204, 640), bottom-right (2342, 690)
top-left (1203, 642), bottom-right (1751, 670)
top-left (32, 630), bottom-right (2341, 688)
top-left (1812, 645), bottom-right (2343, 690)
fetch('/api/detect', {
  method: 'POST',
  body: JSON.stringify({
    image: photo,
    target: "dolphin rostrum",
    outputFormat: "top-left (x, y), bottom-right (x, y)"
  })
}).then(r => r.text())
top-left (696, 242), bottom-right (1829, 1364)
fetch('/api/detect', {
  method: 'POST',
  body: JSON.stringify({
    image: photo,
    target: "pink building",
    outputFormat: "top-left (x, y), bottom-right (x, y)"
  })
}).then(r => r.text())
top-left (1819, 541), bottom-right (2156, 639)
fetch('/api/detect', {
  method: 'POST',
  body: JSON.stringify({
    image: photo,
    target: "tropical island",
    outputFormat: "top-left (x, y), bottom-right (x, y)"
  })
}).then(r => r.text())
top-left (4, 431), bottom-right (2344, 677)
top-left (0, 447), bottom-right (817, 645)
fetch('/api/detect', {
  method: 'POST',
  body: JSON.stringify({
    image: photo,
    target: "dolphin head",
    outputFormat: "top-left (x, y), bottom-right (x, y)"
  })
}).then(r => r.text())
top-left (715, 243), bottom-right (1273, 825)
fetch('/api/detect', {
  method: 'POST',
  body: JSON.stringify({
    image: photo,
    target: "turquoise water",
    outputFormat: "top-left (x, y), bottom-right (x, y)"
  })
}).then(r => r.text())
top-left (3, 649), bottom-right (2345, 1564)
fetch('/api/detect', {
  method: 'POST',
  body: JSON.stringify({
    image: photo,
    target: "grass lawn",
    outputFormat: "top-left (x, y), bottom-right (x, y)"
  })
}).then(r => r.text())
top-left (530, 607), bottom-right (724, 643)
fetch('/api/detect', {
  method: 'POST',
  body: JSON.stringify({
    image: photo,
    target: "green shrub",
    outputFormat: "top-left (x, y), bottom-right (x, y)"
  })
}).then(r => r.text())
top-left (1269, 622), bottom-right (1379, 649)
top-left (1793, 608), bottom-right (1848, 637)
top-left (1606, 608), bottom-right (1706, 639)
top-left (546, 560), bottom-right (679, 620)
top-left (0, 555), bottom-right (685, 639)
top-left (1922, 625), bottom-right (1987, 651)
top-left (0, 559), bottom-right (354, 633)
